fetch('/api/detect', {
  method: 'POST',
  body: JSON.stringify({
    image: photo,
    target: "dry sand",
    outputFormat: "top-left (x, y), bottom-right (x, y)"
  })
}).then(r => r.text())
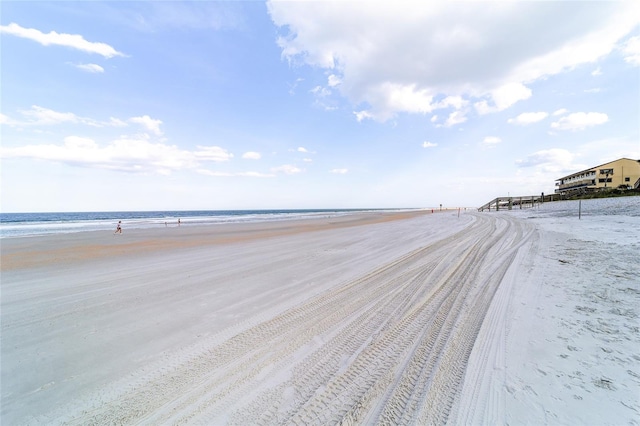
top-left (1, 204), bottom-right (638, 425)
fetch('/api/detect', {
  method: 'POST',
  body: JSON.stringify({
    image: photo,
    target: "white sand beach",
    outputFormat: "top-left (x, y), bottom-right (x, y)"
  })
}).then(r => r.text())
top-left (1, 200), bottom-right (639, 425)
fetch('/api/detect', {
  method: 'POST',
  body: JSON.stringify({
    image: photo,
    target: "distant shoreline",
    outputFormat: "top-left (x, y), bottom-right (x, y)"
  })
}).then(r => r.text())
top-left (0, 209), bottom-right (430, 271)
top-left (0, 208), bottom-right (424, 239)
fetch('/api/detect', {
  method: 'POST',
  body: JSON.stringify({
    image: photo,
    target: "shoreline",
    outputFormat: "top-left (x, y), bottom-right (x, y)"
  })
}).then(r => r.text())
top-left (0, 210), bottom-right (430, 272)
top-left (0, 208), bottom-right (429, 239)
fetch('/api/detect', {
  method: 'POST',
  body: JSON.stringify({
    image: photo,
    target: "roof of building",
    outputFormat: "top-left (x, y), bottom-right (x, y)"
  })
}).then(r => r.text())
top-left (555, 157), bottom-right (640, 181)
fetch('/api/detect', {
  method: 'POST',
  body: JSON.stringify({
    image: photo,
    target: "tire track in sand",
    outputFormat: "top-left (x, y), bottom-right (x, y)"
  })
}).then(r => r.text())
top-left (51, 213), bottom-right (534, 425)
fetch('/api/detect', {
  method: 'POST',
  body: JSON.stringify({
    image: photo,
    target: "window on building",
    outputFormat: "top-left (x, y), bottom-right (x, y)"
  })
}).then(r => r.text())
top-left (600, 168), bottom-right (614, 175)
top-left (625, 177), bottom-right (630, 182)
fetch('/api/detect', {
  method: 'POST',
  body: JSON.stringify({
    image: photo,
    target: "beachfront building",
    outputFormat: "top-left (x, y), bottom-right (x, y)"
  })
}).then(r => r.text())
top-left (555, 157), bottom-right (640, 195)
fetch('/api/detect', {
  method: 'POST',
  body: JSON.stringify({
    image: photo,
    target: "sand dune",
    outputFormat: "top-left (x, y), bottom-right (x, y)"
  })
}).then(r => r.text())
top-left (1, 202), bottom-right (638, 425)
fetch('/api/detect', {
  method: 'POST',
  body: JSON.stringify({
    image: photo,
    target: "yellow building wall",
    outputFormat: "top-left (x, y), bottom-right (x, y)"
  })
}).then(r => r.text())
top-left (595, 158), bottom-right (640, 189)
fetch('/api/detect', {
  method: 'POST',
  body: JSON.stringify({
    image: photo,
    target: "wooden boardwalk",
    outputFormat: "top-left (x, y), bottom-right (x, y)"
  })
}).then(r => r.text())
top-left (478, 194), bottom-right (561, 212)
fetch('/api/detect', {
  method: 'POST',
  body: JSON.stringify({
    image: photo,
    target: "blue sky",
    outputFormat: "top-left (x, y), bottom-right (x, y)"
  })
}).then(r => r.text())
top-left (1, 1), bottom-right (639, 212)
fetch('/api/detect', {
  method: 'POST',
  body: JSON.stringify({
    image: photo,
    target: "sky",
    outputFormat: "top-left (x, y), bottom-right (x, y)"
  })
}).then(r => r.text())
top-left (1, 1), bottom-right (639, 212)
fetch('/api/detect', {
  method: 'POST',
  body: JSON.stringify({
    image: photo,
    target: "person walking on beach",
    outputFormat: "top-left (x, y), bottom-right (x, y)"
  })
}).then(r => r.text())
top-left (115, 221), bottom-right (122, 234)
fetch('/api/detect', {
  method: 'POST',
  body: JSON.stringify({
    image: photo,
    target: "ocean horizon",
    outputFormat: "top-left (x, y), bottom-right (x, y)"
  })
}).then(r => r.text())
top-left (0, 208), bottom-right (416, 238)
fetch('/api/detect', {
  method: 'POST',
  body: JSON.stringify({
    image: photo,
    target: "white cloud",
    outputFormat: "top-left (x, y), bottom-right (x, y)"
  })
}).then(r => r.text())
top-left (330, 168), bottom-right (348, 174)
top-left (482, 136), bottom-right (502, 145)
top-left (553, 108), bottom-right (568, 116)
top-left (197, 170), bottom-right (274, 178)
top-left (303, 158), bottom-right (313, 163)
top-left (19, 105), bottom-right (85, 125)
top-left (433, 96), bottom-right (467, 110)
top-left (0, 135), bottom-right (232, 174)
top-left (354, 110), bottom-right (374, 122)
top-left (422, 141), bottom-right (437, 148)
top-left (508, 112), bottom-right (549, 125)
top-left (268, 2), bottom-right (639, 121)
top-left (8, 105), bottom-right (104, 128)
top-left (296, 146), bottom-right (317, 154)
top-left (378, 83), bottom-right (434, 116)
top-left (242, 151), bottom-right (261, 160)
top-left (109, 117), bottom-right (128, 127)
top-left (129, 115), bottom-right (163, 136)
top-left (444, 110), bottom-right (467, 127)
top-left (621, 35), bottom-right (640, 66)
top-left (75, 63), bottom-right (104, 73)
top-left (493, 82), bottom-right (533, 110)
top-left (328, 74), bottom-right (341, 87)
top-left (516, 148), bottom-right (585, 174)
top-left (240, 171), bottom-right (275, 177)
top-left (271, 164), bottom-right (303, 175)
top-left (63, 135), bottom-right (98, 150)
top-left (193, 146), bottom-right (233, 162)
top-left (475, 83), bottom-right (532, 115)
top-left (311, 85), bottom-right (331, 97)
top-left (591, 67), bottom-right (603, 76)
top-left (2, 106), bottom-right (155, 131)
top-left (355, 82), bottom-right (434, 121)
top-left (0, 23), bottom-right (125, 58)
top-left (551, 112), bottom-right (609, 131)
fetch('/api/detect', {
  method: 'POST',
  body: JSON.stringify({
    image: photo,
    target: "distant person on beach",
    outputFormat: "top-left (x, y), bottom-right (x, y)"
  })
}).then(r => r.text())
top-left (115, 221), bottom-right (122, 234)
top-left (178, 218), bottom-right (181, 226)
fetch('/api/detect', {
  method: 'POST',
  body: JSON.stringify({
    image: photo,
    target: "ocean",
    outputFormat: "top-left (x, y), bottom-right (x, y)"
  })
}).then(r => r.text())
top-left (0, 209), bottom-right (398, 238)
